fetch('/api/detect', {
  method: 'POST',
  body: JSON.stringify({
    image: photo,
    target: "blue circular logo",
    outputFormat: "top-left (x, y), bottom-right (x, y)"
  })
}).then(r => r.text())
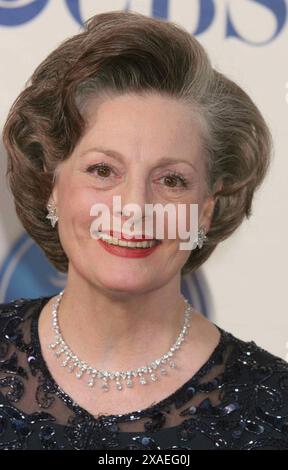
top-left (0, 232), bottom-right (66, 302)
top-left (0, 0), bottom-right (49, 26)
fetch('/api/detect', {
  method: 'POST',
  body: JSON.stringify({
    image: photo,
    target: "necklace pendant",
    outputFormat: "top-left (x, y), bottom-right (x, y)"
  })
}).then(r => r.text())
top-left (160, 367), bottom-right (167, 375)
top-left (76, 368), bottom-right (84, 379)
top-left (101, 378), bottom-right (109, 392)
top-left (116, 380), bottom-right (123, 390)
top-left (126, 378), bottom-right (133, 388)
top-left (68, 363), bottom-right (76, 373)
top-left (54, 347), bottom-right (64, 358)
top-left (169, 360), bottom-right (177, 369)
top-left (139, 375), bottom-right (147, 385)
top-left (87, 376), bottom-right (95, 387)
top-left (61, 357), bottom-right (70, 367)
top-left (150, 373), bottom-right (158, 381)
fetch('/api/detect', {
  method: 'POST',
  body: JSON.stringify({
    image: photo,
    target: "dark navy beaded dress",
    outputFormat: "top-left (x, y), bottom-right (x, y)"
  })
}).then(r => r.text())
top-left (0, 295), bottom-right (288, 450)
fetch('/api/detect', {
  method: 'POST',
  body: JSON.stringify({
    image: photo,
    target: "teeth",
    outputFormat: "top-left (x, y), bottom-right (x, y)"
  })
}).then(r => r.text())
top-left (97, 232), bottom-right (158, 248)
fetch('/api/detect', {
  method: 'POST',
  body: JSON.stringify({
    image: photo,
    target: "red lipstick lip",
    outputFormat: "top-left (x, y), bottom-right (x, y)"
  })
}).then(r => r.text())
top-left (98, 237), bottom-right (161, 258)
top-left (101, 230), bottom-right (159, 242)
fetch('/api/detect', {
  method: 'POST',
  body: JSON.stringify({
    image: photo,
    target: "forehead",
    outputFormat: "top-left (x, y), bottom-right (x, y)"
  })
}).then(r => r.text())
top-left (74, 93), bottom-right (205, 165)
top-left (85, 93), bottom-right (198, 138)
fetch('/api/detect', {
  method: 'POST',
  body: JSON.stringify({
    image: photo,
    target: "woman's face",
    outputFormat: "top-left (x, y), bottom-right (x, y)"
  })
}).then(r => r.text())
top-left (51, 92), bottom-right (215, 294)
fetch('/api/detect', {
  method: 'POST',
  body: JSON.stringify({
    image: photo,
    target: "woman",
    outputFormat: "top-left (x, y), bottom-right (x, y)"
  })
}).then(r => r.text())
top-left (0, 10), bottom-right (287, 451)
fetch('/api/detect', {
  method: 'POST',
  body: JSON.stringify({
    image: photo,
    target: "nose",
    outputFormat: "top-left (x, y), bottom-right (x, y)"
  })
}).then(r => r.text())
top-left (115, 178), bottom-right (153, 232)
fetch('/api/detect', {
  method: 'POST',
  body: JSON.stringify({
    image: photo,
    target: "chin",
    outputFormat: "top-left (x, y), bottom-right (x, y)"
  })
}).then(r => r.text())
top-left (92, 269), bottom-right (155, 293)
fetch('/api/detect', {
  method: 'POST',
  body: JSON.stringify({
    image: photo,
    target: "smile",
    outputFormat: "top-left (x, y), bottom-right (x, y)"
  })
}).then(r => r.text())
top-left (95, 231), bottom-right (160, 248)
top-left (96, 233), bottom-right (161, 258)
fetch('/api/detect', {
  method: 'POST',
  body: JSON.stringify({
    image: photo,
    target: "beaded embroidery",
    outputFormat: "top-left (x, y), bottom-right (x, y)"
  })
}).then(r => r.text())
top-left (0, 295), bottom-right (288, 450)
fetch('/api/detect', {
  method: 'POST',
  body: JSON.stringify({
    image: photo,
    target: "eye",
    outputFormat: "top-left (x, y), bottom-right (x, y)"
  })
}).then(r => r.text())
top-left (160, 172), bottom-right (189, 190)
top-left (86, 163), bottom-right (115, 179)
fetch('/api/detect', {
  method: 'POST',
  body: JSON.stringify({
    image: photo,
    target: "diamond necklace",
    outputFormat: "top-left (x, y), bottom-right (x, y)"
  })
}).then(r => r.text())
top-left (48, 290), bottom-right (193, 392)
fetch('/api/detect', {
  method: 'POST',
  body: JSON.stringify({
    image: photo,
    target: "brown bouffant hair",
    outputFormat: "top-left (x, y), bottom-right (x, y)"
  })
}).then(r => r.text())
top-left (2, 10), bottom-right (272, 276)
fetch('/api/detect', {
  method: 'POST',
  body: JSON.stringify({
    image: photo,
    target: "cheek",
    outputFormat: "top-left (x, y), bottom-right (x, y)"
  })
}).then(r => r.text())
top-left (60, 187), bottom-right (113, 237)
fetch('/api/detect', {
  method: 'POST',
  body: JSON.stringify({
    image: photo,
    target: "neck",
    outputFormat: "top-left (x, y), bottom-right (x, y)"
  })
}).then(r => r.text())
top-left (49, 266), bottom-right (188, 371)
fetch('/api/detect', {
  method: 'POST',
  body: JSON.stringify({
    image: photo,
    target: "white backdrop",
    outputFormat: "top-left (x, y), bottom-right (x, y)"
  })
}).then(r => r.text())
top-left (0, 0), bottom-right (287, 359)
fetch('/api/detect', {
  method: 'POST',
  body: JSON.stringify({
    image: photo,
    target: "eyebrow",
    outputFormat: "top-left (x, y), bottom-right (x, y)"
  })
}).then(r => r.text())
top-left (81, 146), bottom-right (198, 172)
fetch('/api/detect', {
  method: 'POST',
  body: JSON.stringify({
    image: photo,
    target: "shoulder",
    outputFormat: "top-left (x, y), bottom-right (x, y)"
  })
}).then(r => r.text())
top-left (222, 328), bottom-right (288, 373)
top-left (218, 328), bottom-right (288, 449)
top-left (0, 296), bottom-right (51, 340)
top-left (0, 295), bottom-right (50, 314)
top-left (0, 296), bottom-right (40, 318)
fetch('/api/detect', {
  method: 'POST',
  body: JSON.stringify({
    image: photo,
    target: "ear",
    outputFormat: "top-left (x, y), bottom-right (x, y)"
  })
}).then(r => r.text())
top-left (46, 167), bottom-right (59, 207)
top-left (50, 186), bottom-right (58, 206)
top-left (199, 180), bottom-right (223, 232)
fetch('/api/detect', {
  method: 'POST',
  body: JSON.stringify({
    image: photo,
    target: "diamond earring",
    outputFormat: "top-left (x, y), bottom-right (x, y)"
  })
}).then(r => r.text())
top-left (46, 201), bottom-right (58, 228)
top-left (192, 225), bottom-right (208, 250)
